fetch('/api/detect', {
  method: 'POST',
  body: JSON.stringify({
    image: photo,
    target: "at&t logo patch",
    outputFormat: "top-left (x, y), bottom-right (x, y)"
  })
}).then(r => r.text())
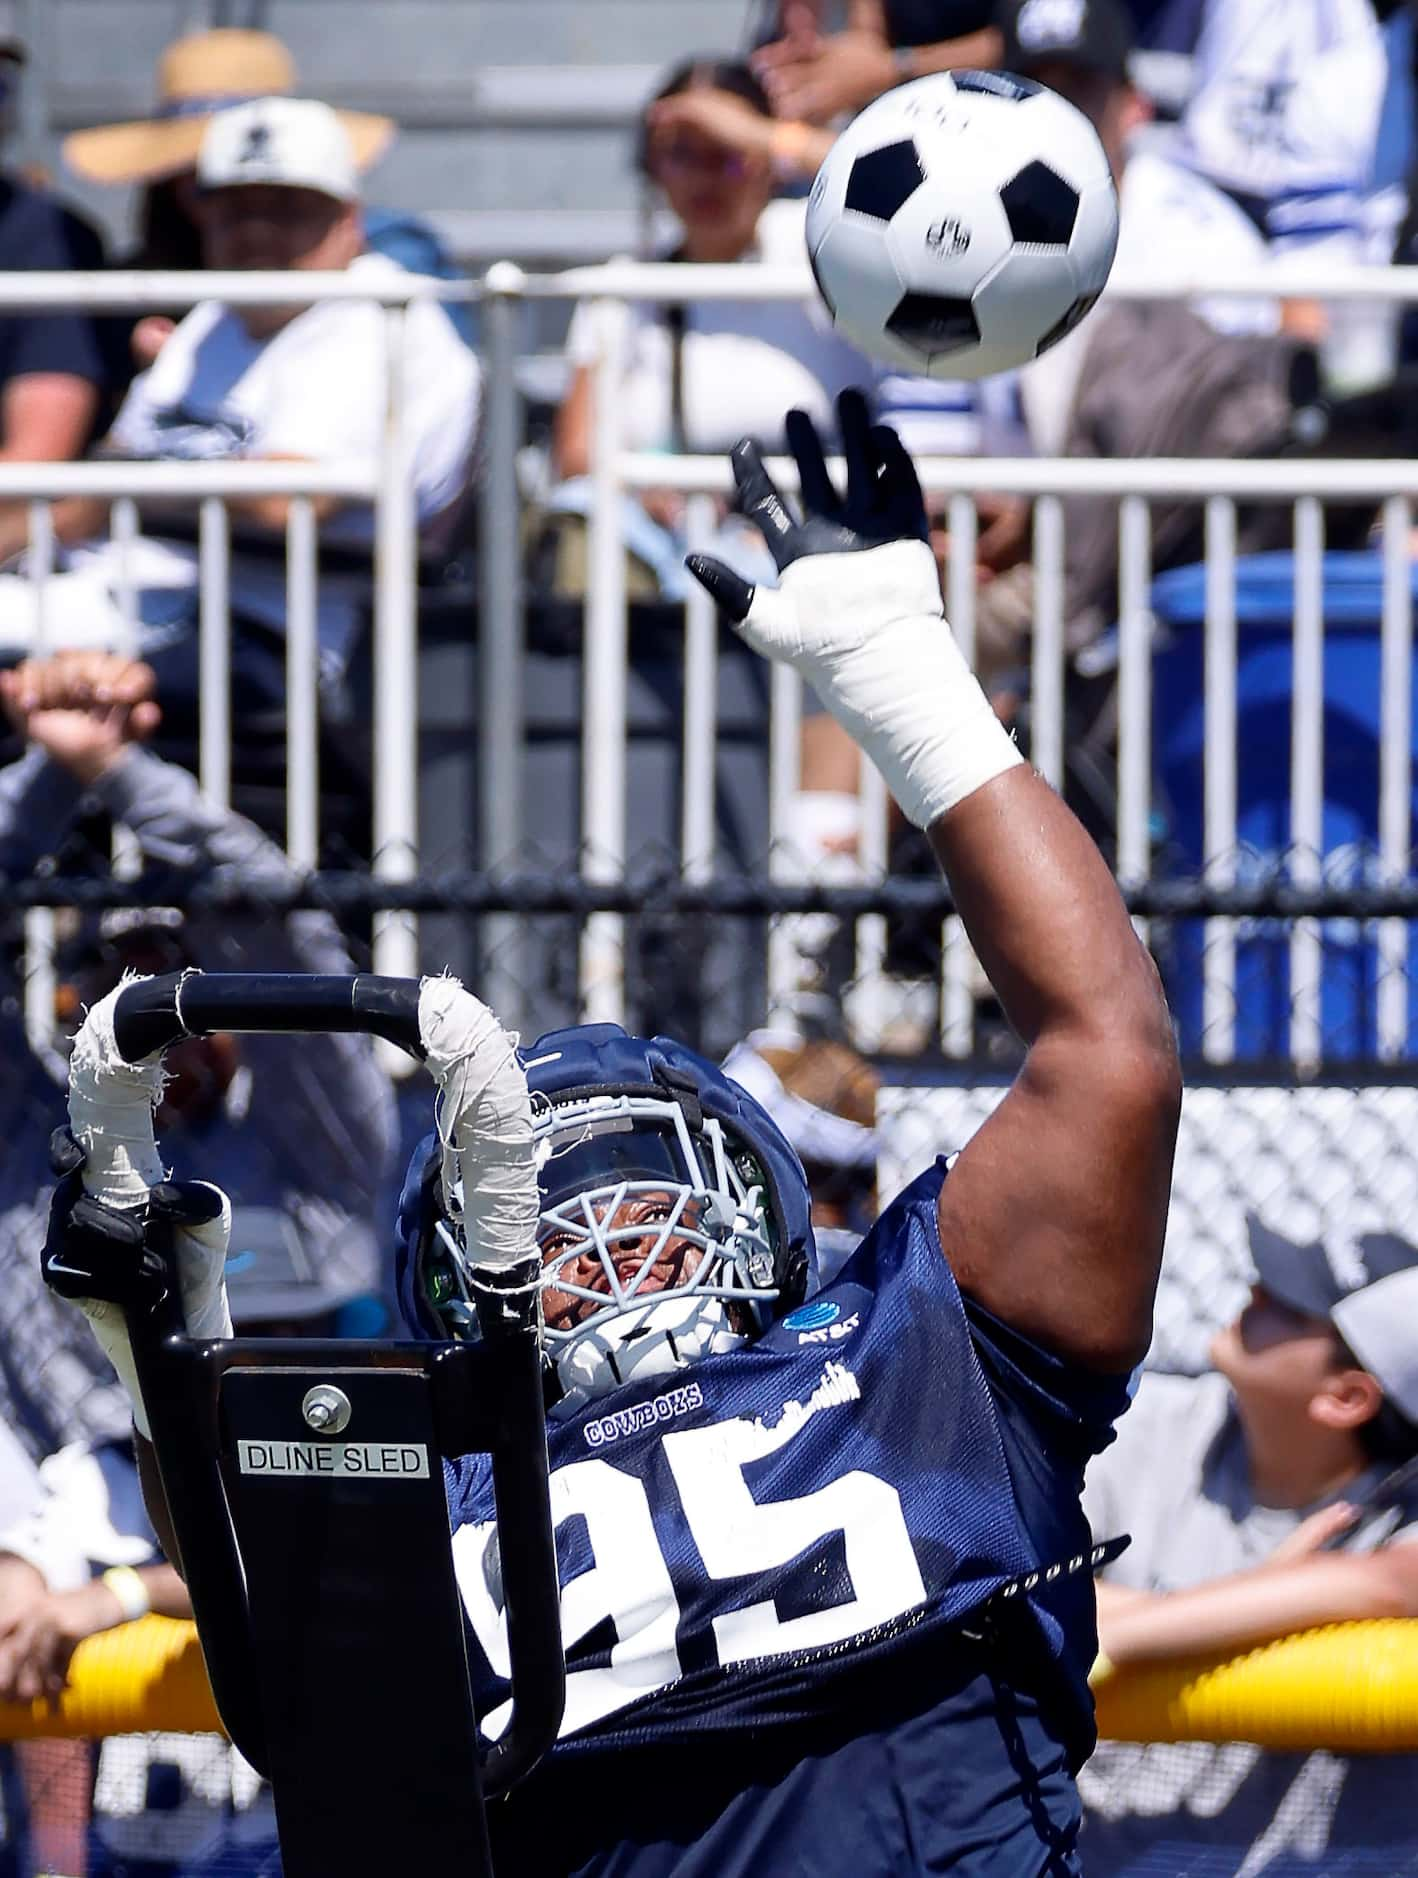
top-left (782, 1299), bottom-right (861, 1346)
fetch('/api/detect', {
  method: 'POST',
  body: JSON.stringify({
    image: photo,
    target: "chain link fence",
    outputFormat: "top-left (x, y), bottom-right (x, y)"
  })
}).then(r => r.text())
top-left (1, 1734), bottom-right (276, 1877)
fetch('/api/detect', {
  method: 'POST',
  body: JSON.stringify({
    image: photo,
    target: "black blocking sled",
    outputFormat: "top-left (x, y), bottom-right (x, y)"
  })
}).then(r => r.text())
top-left (63, 971), bottom-right (565, 1877)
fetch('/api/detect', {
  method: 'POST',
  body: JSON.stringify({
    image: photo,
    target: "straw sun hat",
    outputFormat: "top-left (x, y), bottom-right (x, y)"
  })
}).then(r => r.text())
top-left (63, 28), bottom-right (394, 187)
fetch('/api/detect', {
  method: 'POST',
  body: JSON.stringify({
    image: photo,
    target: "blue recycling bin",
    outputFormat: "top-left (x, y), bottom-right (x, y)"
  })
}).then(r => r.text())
top-left (1150, 551), bottom-right (1418, 1061)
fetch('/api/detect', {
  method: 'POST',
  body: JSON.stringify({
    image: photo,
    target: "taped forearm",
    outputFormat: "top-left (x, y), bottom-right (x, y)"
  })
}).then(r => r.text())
top-left (773, 541), bottom-right (1022, 828)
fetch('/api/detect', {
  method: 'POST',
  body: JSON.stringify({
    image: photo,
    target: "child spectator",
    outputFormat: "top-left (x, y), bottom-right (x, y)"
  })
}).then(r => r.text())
top-left (1081, 1222), bottom-right (1418, 1874)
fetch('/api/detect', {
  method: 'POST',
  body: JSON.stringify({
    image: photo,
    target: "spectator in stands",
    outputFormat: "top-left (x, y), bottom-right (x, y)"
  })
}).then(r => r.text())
top-left (0, 97), bottom-right (478, 693)
top-left (0, 1185), bottom-right (365, 1877)
top-left (63, 26), bottom-right (473, 382)
top-left (1079, 1217), bottom-right (1418, 1873)
top-left (0, 649), bottom-right (397, 1464)
top-left (543, 57), bottom-right (868, 600)
top-left (750, 1), bottom-right (1003, 126)
top-left (957, 0), bottom-right (1311, 685)
top-left (0, 1433), bottom-right (185, 1878)
top-left (0, 1443), bottom-right (185, 1706)
top-left (1175, 0), bottom-right (1387, 276)
top-left (0, 1191), bottom-right (357, 1705)
top-left (0, 1425), bottom-right (277, 1874)
top-left (0, 32), bottom-right (108, 492)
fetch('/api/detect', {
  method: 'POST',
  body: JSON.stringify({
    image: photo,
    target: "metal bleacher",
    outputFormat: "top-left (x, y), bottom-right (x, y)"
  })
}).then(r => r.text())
top-left (22, 0), bottom-right (754, 267)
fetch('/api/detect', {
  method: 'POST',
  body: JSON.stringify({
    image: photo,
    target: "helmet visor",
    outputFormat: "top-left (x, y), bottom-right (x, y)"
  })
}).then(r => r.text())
top-left (537, 1117), bottom-right (698, 1213)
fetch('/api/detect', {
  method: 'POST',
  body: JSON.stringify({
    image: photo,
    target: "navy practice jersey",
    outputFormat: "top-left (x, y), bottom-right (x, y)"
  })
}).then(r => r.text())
top-left (444, 1160), bottom-right (1132, 1876)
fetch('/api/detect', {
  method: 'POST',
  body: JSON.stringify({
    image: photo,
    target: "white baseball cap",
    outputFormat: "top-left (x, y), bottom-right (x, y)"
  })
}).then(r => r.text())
top-left (1332, 1266), bottom-right (1418, 1426)
top-left (197, 96), bottom-right (358, 203)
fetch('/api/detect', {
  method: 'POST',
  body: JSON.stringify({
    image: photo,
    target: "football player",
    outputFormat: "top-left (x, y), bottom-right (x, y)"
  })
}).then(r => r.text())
top-left (47, 391), bottom-right (1180, 1875)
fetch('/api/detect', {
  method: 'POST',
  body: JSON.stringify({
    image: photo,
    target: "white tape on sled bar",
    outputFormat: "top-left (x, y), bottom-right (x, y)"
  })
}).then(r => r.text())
top-left (419, 976), bottom-right (540, 1273)
top-left (67, 976), bottom-right (165, 1209)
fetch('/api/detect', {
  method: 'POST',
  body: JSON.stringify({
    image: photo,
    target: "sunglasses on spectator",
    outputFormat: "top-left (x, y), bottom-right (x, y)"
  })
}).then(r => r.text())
top-left (651, 138), bottom-right (749, 180)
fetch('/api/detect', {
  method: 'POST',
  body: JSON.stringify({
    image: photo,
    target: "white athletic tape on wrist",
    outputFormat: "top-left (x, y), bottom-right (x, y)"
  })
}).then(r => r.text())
top-left (739, 539), bottom-right (1022, 828)
top-left (419, 976), bottom-right (539, 1274)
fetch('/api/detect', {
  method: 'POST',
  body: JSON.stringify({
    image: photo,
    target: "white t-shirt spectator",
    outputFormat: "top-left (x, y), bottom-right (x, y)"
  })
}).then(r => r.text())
top-left (564, 207), bottom-right (868, 457)
top-left (68, 251), bottom-right (479, 667)
top-left (1177, 0), bottom-right (1386, 254)
top-left (1111, 144), bottom-right (1288, 336)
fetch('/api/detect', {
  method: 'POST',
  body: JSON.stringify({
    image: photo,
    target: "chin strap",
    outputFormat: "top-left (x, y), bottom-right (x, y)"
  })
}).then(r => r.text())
top-left (552, 1296), bottom-right (745, 1416)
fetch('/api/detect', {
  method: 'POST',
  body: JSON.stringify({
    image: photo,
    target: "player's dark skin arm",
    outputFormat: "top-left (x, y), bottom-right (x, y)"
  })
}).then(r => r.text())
top-left (690, 395), bottom-right (1181, 1378)
top-left (931, 774), bottom-right (1181, 1372)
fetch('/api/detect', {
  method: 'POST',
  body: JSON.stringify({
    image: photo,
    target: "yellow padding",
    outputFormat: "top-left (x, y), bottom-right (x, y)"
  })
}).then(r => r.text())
top-left (0, 1616), bottom-right (220, 1740)
top-left (1094, 1621), bottom-right (1418, 1750)
top-left (3, 1616), bottom-right (1418, 1750)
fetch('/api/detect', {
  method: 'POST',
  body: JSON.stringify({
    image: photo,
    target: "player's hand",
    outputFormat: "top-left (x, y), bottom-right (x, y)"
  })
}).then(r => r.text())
top-left (43, 1130), bottom-right (233, 1440)
top-left (686, 387), bottom-right (935, 663)
top-left (686, 389), bottom-right (1019, 833)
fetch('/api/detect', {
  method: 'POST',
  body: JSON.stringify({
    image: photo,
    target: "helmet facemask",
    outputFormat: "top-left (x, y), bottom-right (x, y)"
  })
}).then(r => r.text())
top-left (533, 1090), bottom-right (780, 1413)
top-left (421, 1087), bottom-right (782, 1414)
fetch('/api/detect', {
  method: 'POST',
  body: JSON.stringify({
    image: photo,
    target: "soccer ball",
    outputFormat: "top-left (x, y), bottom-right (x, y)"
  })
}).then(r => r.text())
top-left (804, 71), bottom-right (1119, 380)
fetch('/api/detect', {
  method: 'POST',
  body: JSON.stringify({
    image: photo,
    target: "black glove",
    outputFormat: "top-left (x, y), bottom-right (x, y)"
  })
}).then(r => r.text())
top-left (43, 1126), bottom-right (224, 1314)
top-left (686, 387), bottom-right (929, 621)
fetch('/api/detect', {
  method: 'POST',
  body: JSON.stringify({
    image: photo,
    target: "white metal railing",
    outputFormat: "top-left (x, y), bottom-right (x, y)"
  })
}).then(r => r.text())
top-left (5, 260), bottom-right (1418, 1069)
top-left (597, 451), bottom-right (1415, 1062)
top-left (525, 258), bottom-right (1418, 1060)
top-left (0, 273), bottom-right (440, 1053)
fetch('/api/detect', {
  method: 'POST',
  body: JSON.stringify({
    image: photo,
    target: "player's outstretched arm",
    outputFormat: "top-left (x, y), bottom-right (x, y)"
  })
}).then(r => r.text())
top-left (688, 390), bottom-right (1179, 1374)
top-left (926, 762), bottom-right (1179, 1370)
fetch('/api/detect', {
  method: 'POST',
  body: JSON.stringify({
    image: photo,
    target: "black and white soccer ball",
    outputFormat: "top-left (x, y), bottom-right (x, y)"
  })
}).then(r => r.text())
top-left (805, 71), bottom-right (1119, 380)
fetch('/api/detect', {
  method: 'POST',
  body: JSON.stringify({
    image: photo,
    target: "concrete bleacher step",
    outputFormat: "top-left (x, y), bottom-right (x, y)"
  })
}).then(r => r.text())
top-left (32, 0), bottom-right (757, 254)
